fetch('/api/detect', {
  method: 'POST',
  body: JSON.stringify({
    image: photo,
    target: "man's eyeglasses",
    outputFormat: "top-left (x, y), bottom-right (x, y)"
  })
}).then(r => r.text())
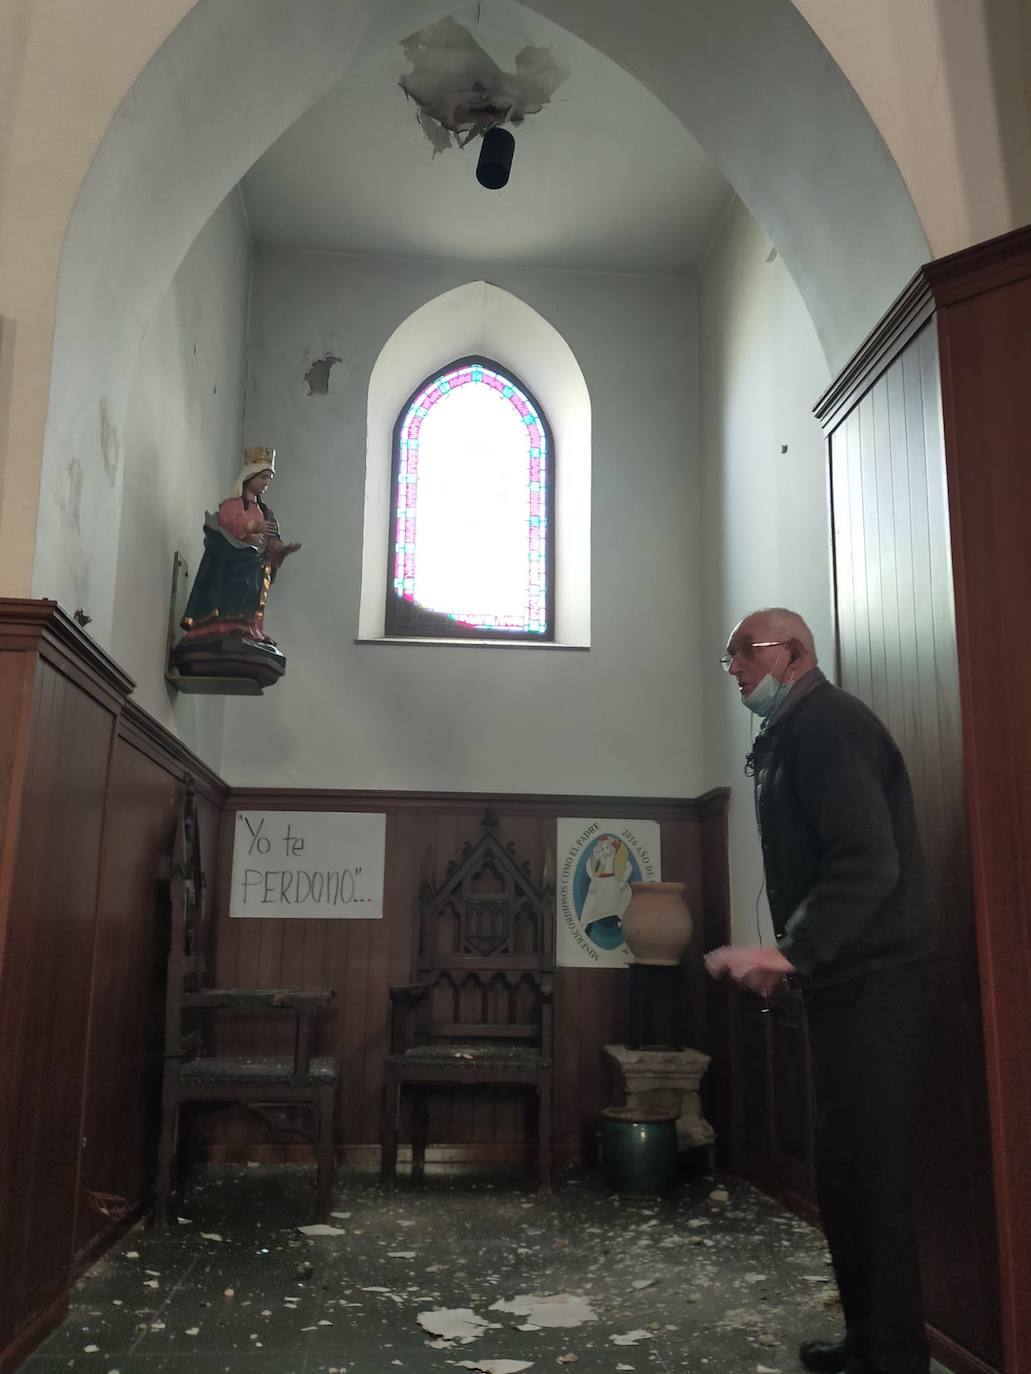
top-left (719, 640), bottom-right (788, 672)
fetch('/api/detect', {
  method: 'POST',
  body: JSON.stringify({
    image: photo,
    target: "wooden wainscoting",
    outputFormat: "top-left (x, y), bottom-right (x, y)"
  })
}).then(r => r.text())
top-left (0, 602), bottom-right (227, 1374)
top-left (699, 799), bottom-right (734, 1155)
top-left (728, 987), bottom-right (816, 1218)
top-left (72, 704), bottom-right (225, 1269)
top-left (815, 241), bottom-right (1019, 1372)
top-left (207, 788), bottom-right (731, 1167)
top-left (930, 229), bottom-right (1031, 1374)
top-left (0, 603), bottom-right (130, 1368)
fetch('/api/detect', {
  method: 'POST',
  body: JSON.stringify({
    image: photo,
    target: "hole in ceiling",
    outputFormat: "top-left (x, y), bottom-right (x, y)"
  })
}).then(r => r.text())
top-left (398, 14), bottom-right (567, 155)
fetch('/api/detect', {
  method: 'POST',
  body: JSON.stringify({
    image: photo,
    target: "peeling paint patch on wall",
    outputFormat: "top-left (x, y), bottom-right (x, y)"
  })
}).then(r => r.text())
top-left (304, 354), bottom-right (341, 396)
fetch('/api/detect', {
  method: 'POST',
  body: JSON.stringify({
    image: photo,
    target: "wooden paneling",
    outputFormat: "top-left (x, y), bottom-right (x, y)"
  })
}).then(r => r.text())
top-left (729, 990), bottom-right (816, 1213)
top-left (72, 715), bottom-right (224, 1268)
top-left (0, 603), bottom-right (227, 1374)
top-left (822, 315), bottom-right (1001, 1366)
top-left (0, 650), bottom-right (38, 980)
top-left (699, 799), bottom-right (733, 1154)
top-left (930, 229), bottom-right (1031, 1374)
top-left (73, 736), bottom-right (179, 1259)
top-left (0, 656), bottom-right (118, 1356)
top-left (736, 998), bottom-right (772, 1165)
top-left (768, 997), bottom-right (813, 1200)
top-left (208, 791), bottom-right (729, 1164)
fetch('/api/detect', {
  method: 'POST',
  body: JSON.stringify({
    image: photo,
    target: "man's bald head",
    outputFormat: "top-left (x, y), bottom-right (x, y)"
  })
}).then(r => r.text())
top-left (723, 608), bottom-right (819, 697)
top-left (737, 608), bottom-right (817, 661)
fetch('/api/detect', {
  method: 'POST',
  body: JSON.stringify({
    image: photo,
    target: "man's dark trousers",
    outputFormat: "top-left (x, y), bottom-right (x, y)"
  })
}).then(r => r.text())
top-left (804, 958), bottom-right (935, 1374)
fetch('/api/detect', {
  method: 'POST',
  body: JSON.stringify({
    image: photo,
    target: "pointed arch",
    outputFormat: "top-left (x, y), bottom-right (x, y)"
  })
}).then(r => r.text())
top-left (360, 281), bottom-right (591, 645)
top-left (28, 0), bottom-right (926, 641)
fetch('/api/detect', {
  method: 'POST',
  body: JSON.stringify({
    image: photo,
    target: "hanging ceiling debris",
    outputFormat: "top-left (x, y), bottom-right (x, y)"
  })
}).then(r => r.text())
top-left (398, 14), bottom-right (568, 153)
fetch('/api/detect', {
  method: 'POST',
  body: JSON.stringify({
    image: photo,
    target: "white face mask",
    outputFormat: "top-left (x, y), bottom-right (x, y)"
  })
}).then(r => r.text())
top-left (742, 672), bottom-right (793, 717)
top-left (741, 648), bottom-right (794, 717)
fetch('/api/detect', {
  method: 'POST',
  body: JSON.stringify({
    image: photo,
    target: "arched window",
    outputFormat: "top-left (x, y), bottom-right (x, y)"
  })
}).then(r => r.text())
top-left (385, 356), bottom-right (555, 641)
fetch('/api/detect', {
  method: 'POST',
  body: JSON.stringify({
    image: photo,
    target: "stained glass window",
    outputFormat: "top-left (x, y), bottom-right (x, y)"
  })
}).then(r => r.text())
top-left (386, 356), bottom-right (554, 641)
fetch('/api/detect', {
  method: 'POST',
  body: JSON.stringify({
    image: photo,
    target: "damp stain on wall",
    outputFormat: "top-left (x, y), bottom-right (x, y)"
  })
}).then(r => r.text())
top-left (63, 453), bottom-right (83, 536)
top-left (99, 397), bottom-right (120, 485)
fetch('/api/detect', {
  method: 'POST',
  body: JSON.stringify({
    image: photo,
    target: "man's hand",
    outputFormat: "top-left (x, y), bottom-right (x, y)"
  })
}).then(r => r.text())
top-left (703, 945), bottom-right (795, 999)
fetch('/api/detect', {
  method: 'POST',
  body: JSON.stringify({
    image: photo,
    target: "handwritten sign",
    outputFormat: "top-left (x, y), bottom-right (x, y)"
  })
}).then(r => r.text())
top-left (229, 811), bottom-right (386, 919)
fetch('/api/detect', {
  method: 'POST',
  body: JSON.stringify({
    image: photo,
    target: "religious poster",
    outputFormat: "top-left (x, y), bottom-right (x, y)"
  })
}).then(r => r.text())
top-left (556, 818), bottom-right (661, 968)
top-left (229, 810), bottom-right (386, 919)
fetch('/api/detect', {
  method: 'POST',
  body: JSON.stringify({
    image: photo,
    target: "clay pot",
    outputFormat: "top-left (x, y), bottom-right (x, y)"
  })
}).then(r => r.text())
top-left (621, 881), bottom-right (693, 966)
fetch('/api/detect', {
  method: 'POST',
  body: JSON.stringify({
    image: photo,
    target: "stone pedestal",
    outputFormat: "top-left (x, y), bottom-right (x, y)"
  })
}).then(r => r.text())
top-left (603, 1043), bottom-right (715, 1152)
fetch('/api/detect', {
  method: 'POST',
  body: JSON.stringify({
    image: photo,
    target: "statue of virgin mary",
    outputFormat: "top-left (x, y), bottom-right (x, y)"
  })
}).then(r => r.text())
top-left (172, 447), bottom-right (301, 687)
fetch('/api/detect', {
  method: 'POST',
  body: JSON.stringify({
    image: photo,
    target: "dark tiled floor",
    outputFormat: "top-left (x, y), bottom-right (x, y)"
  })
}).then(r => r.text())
top-left (27, 1164), bottom-right (852, 1374)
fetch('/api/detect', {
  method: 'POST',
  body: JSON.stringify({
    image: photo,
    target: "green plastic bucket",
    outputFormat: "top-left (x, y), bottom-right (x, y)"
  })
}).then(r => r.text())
top-left (599, 1106), bottom-right (679, 1195)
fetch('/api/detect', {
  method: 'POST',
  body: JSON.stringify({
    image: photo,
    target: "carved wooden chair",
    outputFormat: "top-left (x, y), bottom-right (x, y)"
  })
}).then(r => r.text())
top-left (381, 813), bottom-right (554, 1191)
top-left (154, 779), bottom-right (340, 1222)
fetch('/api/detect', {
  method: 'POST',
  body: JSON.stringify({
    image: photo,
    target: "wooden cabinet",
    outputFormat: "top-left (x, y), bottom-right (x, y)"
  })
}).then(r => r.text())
top-left (0, 603), bottom-right (225, 1374)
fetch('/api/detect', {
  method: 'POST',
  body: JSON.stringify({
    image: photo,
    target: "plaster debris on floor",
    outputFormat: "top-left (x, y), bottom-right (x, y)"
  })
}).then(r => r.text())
top-left (23, 1162), bottom-right (949, 1374)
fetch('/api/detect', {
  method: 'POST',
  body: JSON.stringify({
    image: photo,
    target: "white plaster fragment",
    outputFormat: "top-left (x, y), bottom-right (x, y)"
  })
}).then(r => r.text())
top-left (417, 1307), bottom-right (492, 1342)
top-left (455, 1362), bottom-right (535, 1373)
top-left (489, 1295), bottom-right (597, 1328)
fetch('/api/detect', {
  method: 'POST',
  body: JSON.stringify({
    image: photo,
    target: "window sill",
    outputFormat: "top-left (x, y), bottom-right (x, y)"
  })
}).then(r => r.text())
top-left (354, 636), bottom-right (589, 650)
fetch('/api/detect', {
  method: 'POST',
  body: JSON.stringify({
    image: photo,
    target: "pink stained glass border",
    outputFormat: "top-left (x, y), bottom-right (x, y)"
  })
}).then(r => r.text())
top-left (392, 361), bottom-right (550, 634)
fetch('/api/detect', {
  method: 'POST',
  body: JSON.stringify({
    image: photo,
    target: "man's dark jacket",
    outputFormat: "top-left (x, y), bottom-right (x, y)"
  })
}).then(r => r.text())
top-left (752, 673), bottom-right (937, 988)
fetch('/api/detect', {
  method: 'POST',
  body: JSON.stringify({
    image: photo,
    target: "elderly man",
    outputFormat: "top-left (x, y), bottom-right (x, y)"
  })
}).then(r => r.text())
top-left (705, 608), bottom-right (937, 1374)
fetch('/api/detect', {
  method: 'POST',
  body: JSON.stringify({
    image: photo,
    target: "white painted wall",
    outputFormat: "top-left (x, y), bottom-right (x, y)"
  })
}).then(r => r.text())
top-left (222, 250), bottom-right (702, 794)
top-left (110, 191), bottom-right (251, 765)
top-left (10, 0), bottom-right (929, 640)
top-left (699, 198), bottom-right (833, 942)
top-left (791, 0), bottom-right (1031, 253)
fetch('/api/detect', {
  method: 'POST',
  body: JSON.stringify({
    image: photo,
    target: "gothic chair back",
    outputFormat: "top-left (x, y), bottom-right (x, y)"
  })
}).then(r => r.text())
top-left (381, 812), bottom-right (554, 1190)
top-left (155, 779), bottom-right (340, 1222)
